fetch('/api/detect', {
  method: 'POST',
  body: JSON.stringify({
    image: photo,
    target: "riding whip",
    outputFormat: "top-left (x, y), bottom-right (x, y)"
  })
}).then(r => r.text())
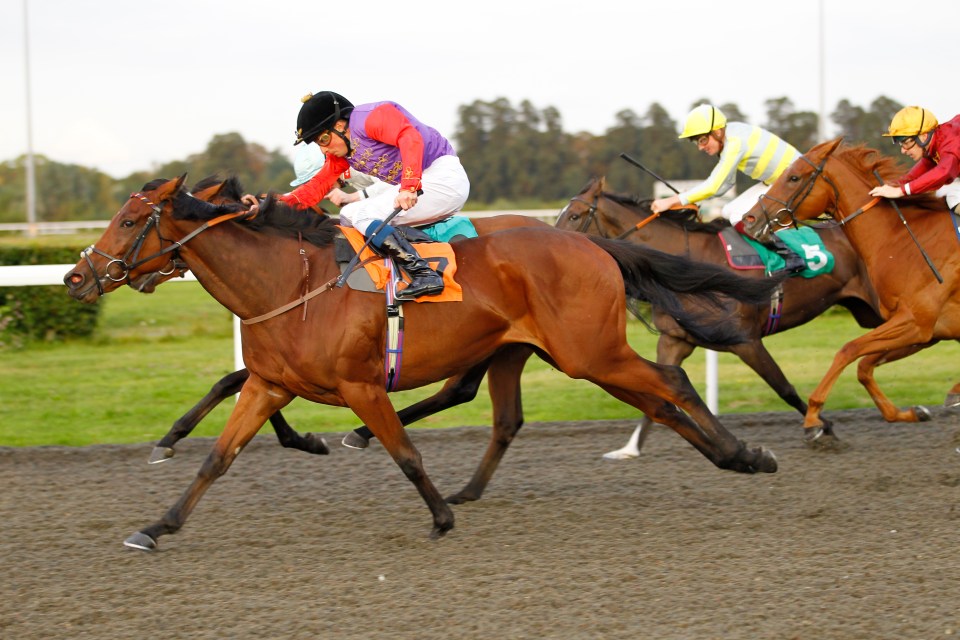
top-left (871, 170), bottom-right (943, 284)
top-left (619, 153), bottom-right (680, 194)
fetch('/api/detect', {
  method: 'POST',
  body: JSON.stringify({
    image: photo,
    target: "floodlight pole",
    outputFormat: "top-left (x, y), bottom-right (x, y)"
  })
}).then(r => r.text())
top-left (23, 0), bottom-right (37, 237)
top-left (817, 0), bottom-right (826, 142)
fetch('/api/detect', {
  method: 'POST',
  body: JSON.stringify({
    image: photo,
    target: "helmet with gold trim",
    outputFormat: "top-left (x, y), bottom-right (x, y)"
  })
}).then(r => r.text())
top-left (294, 91), bottom-right (354, 146)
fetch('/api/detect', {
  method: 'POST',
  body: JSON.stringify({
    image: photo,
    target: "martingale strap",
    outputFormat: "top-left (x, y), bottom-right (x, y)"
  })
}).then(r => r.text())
top-left (384, 265), bottom-right (405, 391)
top-left (762, 284), bottom-right (785, 336)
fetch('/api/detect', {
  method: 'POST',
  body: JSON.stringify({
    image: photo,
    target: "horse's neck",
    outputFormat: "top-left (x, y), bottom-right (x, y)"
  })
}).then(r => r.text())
top-left (177, 223), bottom-right (336, 320)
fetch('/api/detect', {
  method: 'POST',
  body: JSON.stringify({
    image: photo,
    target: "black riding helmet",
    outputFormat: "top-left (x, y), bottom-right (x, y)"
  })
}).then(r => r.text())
top-left (294, 91), bottom-right (355, 145)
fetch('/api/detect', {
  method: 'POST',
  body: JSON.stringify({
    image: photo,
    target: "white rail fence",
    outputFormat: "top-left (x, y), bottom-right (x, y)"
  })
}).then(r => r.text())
top-left (0, 220), bottom-right (720, 414)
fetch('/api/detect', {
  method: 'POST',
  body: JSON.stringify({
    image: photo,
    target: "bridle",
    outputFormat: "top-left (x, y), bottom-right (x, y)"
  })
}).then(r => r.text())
top-left (750, 151), bottom-right (881, 237)
top-left (559, 191), bottom-right (661, 240)
top-left (79, 191), bottom-right (250, 297)
top-left (751, 155), bottom-right (839, 236)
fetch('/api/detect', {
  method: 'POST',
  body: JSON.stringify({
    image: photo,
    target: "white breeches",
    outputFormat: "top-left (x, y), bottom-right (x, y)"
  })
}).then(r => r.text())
top-left (338, 155), bottom-right (470, 232)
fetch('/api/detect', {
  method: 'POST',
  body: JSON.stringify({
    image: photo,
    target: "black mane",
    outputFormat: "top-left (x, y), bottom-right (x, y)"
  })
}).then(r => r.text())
top-left (190, 175), bottom-right (246, 202)
top-left (243, 193), bottom-right (340, 246)
top-left (601, 190), bottom-right (731, 234)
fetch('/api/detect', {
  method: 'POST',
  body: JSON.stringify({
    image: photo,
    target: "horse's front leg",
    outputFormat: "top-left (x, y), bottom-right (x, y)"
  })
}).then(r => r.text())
top-left (340, 382), bottom-right (454, 539)
top-left (856, 344), bottom-right (935, 422)
top-left (804, 318), bottom-right (928, 436)
top-left (124, 375), bottom-right (293, 551)
top-left (149, 369), bottom-right (250, 463)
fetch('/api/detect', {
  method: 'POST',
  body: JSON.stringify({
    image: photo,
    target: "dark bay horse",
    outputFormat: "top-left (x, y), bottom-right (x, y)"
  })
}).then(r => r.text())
top-left (65, 176), bottom-right (782, 550)
top-left (741, 139), bottom-right (960, 437)
top-left (555, 177), bottom-right (882, 453)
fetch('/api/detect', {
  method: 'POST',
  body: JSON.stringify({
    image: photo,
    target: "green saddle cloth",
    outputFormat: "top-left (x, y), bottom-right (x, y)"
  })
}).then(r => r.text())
top-left (743, 227), bottom-right (835, 278)
top-left (420, 216), bottom-right (478, 243)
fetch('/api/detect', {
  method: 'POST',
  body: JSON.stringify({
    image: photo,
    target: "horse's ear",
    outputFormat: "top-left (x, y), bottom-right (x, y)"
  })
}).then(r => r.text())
top-left (598, 176), bottom-right (607, 192)
top-left (152, 175), bottom-right (187, 202)
top-left (822, 137), bottom-right (843, 159)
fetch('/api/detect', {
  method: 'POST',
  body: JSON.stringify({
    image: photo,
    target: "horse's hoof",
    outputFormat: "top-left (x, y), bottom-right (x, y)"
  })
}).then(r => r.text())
top-left (945, 394), bottom-right (960, 408)
top-left (147, 447), bottom-right (175, 464)
top-left (755, 447), bottom-right (778, 473)
top-left (914, 406), bottom-right (933, 421)
top-left (341, 432), bottom-right (370, 450)
top-left (123, 532), bottom-right (158, 551)
top-left (602, 449), bottom-right (639, 461)
top-left (304, 434), bottom-right (330, 455)
top-left (429, 523), bottom-right (454, 540)
top-left (803, 428), bottom-right (849, 452)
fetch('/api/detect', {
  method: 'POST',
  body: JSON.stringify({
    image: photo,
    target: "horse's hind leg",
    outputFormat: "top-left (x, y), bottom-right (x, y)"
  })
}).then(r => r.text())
top-left (125, 375), bottom-right (293, 551)
top-left (340, 383), bottom-right (454, 539)
top-left (150, 368), bottom-right (329, 463)
top-left (588, 354), bottom-right (777, 473)
top-left (343, 357), bottom-right (494, 449)
top-left (270, 411), bottom-right (330, 455)
top-left (149, 369), bottom-right (250, 463)
top-left (447, 346), bottom-right (532, 504)
top-left (604, 335), bottom-right (697, 460)
top-left (856, 344), bottom-right (935, 422)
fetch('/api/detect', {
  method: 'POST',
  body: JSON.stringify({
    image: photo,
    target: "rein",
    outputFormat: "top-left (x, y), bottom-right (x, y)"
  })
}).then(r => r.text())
top-left (241, 255), bottom-right (384, 325)
top-left (564, 193), bottom-right (660, 240)
top-left (754, 154), bottom-right (879, 234)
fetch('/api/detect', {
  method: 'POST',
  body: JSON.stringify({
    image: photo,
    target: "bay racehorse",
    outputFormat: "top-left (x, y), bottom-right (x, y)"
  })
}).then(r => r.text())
top-left (555, 177), bottom-right (882, 453)
top-left (64, 176), bottom-right (782, 550)
top-left (741, 139), bottom-right (960, 437)
top-left (133, 176), bottom-right (547, 466)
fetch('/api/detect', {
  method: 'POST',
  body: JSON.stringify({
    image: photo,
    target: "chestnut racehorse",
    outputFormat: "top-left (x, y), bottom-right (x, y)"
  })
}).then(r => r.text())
top-left (741, 139), bottom-right (960, 438)
top-left (65, 176), bottom-right (782, 550)
top-left (555, 177), bottom-right (883, 453)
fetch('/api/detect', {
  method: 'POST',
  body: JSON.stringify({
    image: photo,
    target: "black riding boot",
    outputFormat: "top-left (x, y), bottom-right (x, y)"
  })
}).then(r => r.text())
top-left (378, 232), bottom-right (445, 300)
top-left (769, 235), bottom-right (806, 274)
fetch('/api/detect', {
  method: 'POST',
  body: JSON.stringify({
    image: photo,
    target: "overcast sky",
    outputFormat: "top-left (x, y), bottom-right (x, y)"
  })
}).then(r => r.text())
top-left (1, 0), bottom-right (956, 179)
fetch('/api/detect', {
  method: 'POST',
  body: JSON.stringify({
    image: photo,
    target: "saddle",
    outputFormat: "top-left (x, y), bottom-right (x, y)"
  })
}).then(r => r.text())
top-left (718, 226), bottom-right (834, 278)
top-left (334, 225), bottom-right (463, 302)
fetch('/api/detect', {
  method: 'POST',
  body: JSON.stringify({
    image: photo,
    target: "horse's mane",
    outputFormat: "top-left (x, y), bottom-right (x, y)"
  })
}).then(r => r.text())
top-left (601, 190), bottom-right (731, 234)
top-left (834, 144), bottom-right (945, 212)
top-left (190, 174), bottom-right (246, 202)
top-left (242, 193), bottom-right (339, 246)
top-left (151, 178), bottom-right (339, 247)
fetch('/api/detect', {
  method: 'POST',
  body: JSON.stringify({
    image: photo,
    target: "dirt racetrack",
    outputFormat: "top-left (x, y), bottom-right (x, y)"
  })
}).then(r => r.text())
top-left (2, 407), bottom-right (960, 639)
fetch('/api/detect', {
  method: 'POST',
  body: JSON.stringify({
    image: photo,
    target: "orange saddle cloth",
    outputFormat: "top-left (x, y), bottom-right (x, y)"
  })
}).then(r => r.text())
top-left (337, 225), bottom-right (463, 303)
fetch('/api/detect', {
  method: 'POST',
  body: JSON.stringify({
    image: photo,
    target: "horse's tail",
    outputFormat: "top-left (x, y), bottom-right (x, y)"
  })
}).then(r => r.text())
top-left (589, 236), bottom-right (785, 345)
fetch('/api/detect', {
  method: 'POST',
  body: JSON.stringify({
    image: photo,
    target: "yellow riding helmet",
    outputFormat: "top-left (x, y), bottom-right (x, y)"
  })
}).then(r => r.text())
top-left (882, 106), bottom-right (939, 137)
top-left (679, 104), bottom-right (727, 139)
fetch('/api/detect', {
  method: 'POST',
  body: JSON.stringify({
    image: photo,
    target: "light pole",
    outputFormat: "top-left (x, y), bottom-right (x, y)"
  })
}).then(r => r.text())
top-left (23, 0), bottom-right (37, 237)
top-left (818, 0), bottom-right (827, 142)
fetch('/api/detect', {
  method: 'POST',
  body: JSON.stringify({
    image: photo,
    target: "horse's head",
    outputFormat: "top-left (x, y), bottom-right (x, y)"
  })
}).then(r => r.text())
top-left (741, 138), bottom-right (844, 242)
top-left (125, 176), bottom-right (246, 293)
top-left (555, 177), bottom-right (657, 239)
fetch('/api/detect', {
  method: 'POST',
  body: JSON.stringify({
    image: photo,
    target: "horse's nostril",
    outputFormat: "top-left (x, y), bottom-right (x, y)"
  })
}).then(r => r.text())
top-left (68, 273), bottom-right (83, 285)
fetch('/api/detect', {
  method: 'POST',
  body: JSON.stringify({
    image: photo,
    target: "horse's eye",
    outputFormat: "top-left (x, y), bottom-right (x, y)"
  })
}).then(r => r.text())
top-left (789, 175), bottom-right (800, 182)
top-left (121, 219), bottom-right (135, 228)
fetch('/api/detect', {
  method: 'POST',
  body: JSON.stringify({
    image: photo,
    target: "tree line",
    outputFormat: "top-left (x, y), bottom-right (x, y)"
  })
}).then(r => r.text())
top-left (0, 96), bottom-right (909, 223)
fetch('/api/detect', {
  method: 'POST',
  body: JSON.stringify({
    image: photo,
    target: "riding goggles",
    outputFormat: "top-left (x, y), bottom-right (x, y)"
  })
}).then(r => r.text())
top-left (892, 135), bottom-right (917, 149)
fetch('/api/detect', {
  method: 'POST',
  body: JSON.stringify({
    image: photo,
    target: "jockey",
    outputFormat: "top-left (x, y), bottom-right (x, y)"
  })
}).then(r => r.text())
top-left (869, 106), bottom-right (960, 213)
top-left (281, 91), bottom-right (470, 301)
top-left (651, 104), bottom-right (806, 273)
top-left (289, 142), bottom-right (391, 211)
